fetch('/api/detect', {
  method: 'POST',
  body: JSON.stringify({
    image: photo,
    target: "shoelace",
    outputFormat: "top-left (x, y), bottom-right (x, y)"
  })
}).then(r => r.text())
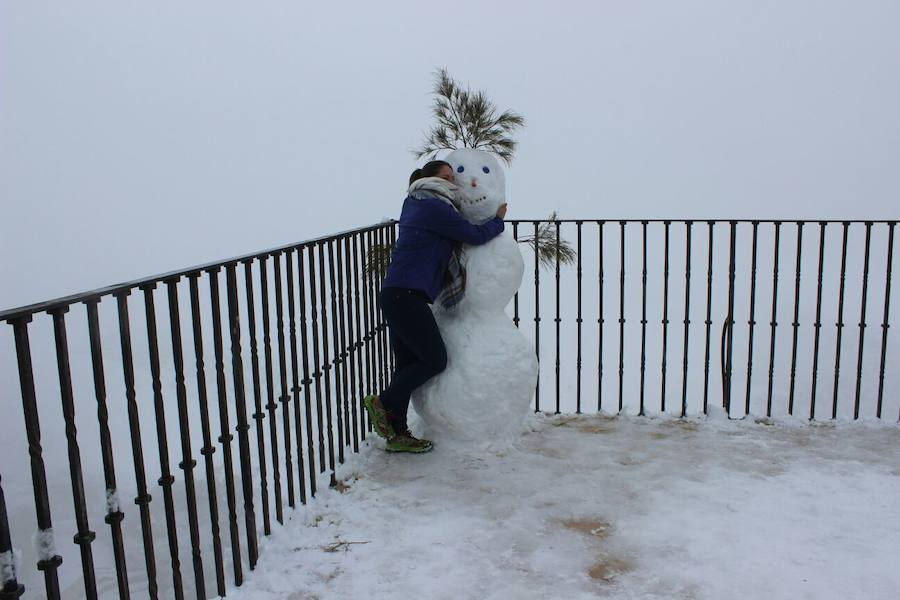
top-left (394, 429), bottom-right (427, 443)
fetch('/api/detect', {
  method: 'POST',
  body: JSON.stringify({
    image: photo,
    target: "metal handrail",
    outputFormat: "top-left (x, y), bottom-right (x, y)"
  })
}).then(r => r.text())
top-left (0, 221), bottom-right (397, 323)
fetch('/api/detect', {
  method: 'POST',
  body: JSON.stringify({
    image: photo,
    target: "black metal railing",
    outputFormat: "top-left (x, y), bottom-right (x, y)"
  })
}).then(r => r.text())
top-left (0, 222), bottom-right (394, 599)
top-left (507, 219), bottom-right (897, 421)
top-left (1, 218), bottom-right (897, 599)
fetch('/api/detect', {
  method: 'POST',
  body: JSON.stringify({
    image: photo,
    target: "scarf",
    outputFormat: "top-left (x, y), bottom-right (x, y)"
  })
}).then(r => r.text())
top-left (407, 177), bottom-right (467, 309)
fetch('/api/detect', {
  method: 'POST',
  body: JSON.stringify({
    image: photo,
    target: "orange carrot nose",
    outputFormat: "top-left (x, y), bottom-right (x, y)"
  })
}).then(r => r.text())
top-left (470, 179), bottom-right (478, 187)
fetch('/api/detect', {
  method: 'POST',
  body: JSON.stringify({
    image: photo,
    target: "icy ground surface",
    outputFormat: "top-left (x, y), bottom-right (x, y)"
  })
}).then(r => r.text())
top-left (224, 415), bottom-right (900, 600)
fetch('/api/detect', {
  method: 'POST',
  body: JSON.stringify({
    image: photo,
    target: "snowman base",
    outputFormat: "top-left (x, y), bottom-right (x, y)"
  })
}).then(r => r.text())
top-left (410, 234), bottom-right (538, 449)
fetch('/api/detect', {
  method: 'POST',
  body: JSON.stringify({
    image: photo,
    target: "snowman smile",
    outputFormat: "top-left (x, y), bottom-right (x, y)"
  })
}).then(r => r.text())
top-left (462, 195), bottom-right (487, 205)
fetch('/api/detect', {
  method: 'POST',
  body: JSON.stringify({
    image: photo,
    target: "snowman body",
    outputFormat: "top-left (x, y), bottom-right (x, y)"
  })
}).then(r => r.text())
top-left (411, 149), bottom-right (538, 444)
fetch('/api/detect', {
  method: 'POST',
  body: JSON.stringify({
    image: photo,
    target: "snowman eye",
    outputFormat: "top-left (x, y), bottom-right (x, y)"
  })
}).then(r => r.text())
top-left (457, 165), bottom-right (465, 173)
top-left (482, 166), bottom-right (490, 174)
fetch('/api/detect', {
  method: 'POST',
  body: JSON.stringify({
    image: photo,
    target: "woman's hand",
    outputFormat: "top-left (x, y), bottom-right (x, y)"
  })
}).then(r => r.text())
top-left (496, 203), bottom-right (508, 220)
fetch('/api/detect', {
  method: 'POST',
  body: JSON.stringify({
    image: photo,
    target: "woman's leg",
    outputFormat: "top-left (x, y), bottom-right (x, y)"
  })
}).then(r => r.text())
top-left (389, 327), bottom-right (417, 377)
top-left (379, 288), bottom-right (447, 431)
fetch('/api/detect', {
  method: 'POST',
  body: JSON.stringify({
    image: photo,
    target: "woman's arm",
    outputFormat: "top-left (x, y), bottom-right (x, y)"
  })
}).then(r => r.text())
top-left (424, 200), bottom-right (506, 246)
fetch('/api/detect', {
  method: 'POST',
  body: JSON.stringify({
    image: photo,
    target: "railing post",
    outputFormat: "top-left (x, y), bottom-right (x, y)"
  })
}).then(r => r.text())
top-left (723, 221), bottom-right (737, 416)
top-left (360, 231), bottom-right (374, 408)
top-left (744, 222), bottom-right (760, 417)
top-left (766, 222), bottom-right (782, 418)
top-left (272, 253), bottom-right (296, 508)
top-left (618, 221), bottom-right (626, 413)
top-left (257, 257), bottom-right (285, 524)
top-left (10, 316), bottom-right (63, 599)
top-left (284, 249), bottom-right (309, 505)
top-left (84, 300), bottom-right (130, 599)
top-left (702, 222), bottom-right (715, 415)
top-left (597, 221), bottom-right (605, 413)
top-left (327, 240), bottom-right (348, 464)
top-left (809, 223), bottom-right (827, 420)
top-left (575, 221), bottom-right (583, 414)
top-left (207, 268), bottom-right (243, 585)
top-left (225, 263), bottom-right (260, 569)
top-left (242, 259), bottom-right (273, 527)
top-left (512, 222), bottom-right (521, 329)
top-left (854, 222), bottom-right (873, 420)
top-left (115, 291), bottom-right (159, 597)
top-left (555, 220), bottom-right (562, 414)
top-left (164, 279), bottom-right (206, 600)
top-left (318, 242), bottom-right (338, 487)
top-left (877, 222), bottom-right (895, 420)
top-left (681, 221), bottom-right (693, 417)
top-left (295, 246), bottom-right (319, 497)
top-left (639, 221), bottom-right (648, 416)
top-left (832, 223), bottom-right (850, 419)
top-left (0, 472), bottom-right (25, 599)
top-left (186, 274), bottom-right (226, 597)
top-left (341, 235), bottom-right (360, 451)
top-left (788, 222), bottom-right (805, 416)
top-left (534, 221), bottom-right (542, 412)
top-left (48, 306), bottom-right (98, 599)
top-left (307, 245), bottom-right (327, 472)
top-left (660, 221), bottom-right (671, 414)
top-left (350, 233), bottom-right (367, 437)
top-left (140, 283), bottom-right (185, 600)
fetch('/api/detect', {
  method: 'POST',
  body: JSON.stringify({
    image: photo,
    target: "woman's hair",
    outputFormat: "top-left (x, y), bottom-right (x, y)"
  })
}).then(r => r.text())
top-left (409, 160), bottom-right (451, 186)
top-left (419, 160), bottom-right (452, 179)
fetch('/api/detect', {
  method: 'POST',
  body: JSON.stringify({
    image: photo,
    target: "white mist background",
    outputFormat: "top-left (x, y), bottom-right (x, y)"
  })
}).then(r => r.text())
top-left (3, 1), bottom-right (900, 309)
top-left (2, 1), bottom-right (900, 598)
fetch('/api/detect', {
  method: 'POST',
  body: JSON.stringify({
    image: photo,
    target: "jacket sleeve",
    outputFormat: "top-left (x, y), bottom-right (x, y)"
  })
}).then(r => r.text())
top-left (422, 200), bottom-right (505, 245)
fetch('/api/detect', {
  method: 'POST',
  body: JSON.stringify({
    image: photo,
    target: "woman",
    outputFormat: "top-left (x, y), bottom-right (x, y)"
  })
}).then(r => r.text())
top-left (364, 160), bottom-right (508, 453)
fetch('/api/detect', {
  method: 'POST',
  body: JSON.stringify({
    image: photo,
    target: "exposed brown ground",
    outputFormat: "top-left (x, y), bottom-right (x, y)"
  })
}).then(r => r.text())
top-left (560, 517), bottom-right (634, 582)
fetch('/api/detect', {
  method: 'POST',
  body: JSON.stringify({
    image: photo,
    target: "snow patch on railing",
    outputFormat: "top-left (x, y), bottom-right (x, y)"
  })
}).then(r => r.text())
top-left (32, 528), bottom-right (56, 561)
top-left (1, 548), bottom-right (22, 584)
top-left (106, 488), bottom-right (120, 514)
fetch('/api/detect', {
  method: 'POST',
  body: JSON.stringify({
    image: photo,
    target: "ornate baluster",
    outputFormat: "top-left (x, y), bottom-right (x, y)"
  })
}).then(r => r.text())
top-left (49, 307), bottom-right (98, 599)
top-left (10, 316), bottom-right (62, 599)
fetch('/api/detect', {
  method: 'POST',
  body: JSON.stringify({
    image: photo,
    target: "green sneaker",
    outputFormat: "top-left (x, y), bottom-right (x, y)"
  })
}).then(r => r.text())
top-left (363, 395), bottom-right (394, 440)
top-left (385, 430), bottom-right (434, 454)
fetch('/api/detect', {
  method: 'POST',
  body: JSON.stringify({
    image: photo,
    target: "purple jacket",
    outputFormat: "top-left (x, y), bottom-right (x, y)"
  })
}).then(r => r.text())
top-left (382, 196), bottom-right (504, 302)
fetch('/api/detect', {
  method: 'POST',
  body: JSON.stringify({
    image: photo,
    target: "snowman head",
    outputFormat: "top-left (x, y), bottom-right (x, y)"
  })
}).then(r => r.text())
top-left (445, 148), bottom-right (505, 224)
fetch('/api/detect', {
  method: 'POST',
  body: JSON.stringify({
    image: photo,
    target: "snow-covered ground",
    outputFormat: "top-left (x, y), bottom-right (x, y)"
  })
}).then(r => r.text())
top-left (222, 413), bottom-right (900, 600)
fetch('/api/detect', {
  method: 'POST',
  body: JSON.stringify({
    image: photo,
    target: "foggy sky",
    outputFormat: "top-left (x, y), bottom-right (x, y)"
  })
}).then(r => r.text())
top-left (2, 0), bottom-right (899, 309)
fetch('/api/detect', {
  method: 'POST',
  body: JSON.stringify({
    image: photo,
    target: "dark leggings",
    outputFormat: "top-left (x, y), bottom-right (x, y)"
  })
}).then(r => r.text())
top-left (378, 287), bottom-right (448, 431)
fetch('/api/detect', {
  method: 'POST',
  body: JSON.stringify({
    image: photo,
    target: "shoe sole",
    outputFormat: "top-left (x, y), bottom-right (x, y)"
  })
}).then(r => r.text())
top-left (385, 444), bottom-right (434, 454)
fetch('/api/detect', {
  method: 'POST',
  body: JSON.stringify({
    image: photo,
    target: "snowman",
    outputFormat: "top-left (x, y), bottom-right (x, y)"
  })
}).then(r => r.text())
top-left (411, 148), bottom-right (539, 444)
